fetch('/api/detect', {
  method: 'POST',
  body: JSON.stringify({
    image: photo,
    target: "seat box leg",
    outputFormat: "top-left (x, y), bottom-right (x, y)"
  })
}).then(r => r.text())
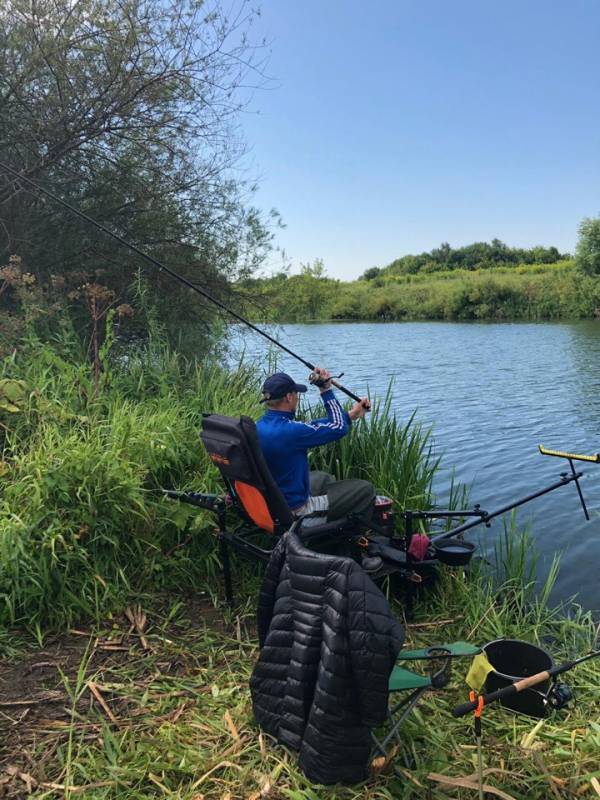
top-left (219, 535), bottom-right (234, 607)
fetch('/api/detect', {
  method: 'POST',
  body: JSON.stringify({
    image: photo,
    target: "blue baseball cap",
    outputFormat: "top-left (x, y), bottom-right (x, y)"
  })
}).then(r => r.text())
top-left (260, 372), bottom-right (307, 402)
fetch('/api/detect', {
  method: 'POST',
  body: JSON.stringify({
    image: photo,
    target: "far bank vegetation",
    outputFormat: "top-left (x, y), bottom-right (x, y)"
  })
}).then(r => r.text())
top-left (242, 224), bottom-right (600, 322)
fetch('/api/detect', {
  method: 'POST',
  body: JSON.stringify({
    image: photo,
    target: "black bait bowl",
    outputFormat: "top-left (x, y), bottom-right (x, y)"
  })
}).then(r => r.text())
top-left (433, 537), bottom-right (475, 567)
top-left (483, 638), bottom-right (554, 718)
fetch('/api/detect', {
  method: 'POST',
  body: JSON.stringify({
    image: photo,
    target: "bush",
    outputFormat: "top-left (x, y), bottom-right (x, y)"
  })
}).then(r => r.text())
top-left (0, 339), bottom-right (263, 629)
top-left (575, 217), bottom-right (600, 276)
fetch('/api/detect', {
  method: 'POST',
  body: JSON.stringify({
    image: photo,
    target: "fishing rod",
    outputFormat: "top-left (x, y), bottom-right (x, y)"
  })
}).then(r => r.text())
top-left (0, 161), bottom-right (367, 406)
top-left (452, 648), bottom-right (600, 718)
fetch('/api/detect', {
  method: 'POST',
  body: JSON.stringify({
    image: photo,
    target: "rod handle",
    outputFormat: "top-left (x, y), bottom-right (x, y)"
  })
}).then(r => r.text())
top-left (539, 445), bottom-right (600, 463)
top-left (453, 698), bottom-right (481, 718)
top-left (331, 379), bottom-right (370, 408)
top-left (308, 372), bottom-right (367, 407)
top-left (452, 669), bottom-right (551, 717)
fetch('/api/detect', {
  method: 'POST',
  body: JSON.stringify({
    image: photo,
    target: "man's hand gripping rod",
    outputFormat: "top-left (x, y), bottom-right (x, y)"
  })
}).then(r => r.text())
top-left (308, 370), bottom-right (371, 410)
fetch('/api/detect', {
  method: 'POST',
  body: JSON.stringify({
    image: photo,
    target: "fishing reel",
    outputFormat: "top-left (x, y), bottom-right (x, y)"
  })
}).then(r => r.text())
top-left (546, 682), bottom-right (574, 711)
top-left (427, 646), bottom-right (453, 689)
top-left (308, 370), bottom-right (344, 388)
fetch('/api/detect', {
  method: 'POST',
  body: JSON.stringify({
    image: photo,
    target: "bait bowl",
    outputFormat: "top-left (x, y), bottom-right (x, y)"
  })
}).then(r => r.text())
top-left (432, 537), bottom-right (475, 567)
top-left (483, 638), bottom-right (554, 718)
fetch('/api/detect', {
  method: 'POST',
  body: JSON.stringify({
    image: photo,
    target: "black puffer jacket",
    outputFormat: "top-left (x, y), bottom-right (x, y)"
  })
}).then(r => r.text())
top-left (250, 530), bottom-right (405, 785)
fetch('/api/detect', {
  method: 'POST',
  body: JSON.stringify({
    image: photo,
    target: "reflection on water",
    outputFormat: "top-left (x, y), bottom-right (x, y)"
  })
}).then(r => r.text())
top-left (230, 320), bottom-right (600, 612)
top-left (569, 322), bottom-right (600, 429)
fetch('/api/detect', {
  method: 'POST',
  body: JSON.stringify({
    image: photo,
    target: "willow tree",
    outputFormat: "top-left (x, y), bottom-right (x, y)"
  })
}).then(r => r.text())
top-left (0, 0), bottom-right (274, 350)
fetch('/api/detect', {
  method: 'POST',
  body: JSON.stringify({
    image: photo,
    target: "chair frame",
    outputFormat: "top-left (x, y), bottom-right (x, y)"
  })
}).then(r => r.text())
top-left (165, 488), bottom-right (374, 605)
top-left (371, 642), bottom-right (481, 771)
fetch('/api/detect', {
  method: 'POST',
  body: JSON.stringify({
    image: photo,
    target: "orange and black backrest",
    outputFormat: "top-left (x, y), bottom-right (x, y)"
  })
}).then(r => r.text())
top-left (200, 413), bottom-right (294, 535)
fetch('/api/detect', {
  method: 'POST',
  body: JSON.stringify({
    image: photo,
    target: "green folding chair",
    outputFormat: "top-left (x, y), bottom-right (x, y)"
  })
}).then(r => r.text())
top-left (371, 641), bottom-right (481, 762)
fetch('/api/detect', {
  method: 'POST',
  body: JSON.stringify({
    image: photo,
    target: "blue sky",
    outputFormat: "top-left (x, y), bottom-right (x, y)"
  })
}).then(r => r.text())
top-left (241, 1), bottom-right (600, 279)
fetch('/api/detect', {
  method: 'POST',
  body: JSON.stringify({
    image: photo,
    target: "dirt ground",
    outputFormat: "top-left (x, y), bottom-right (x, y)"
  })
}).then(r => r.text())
top-left (0, 596), bottom-right (241, 798)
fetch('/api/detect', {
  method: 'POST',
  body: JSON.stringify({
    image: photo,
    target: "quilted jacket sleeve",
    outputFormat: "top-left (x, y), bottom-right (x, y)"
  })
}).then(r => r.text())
top-left (347, 566), bottom-right (405, 727)
top-left (256, 534), bottom-right (288, 648)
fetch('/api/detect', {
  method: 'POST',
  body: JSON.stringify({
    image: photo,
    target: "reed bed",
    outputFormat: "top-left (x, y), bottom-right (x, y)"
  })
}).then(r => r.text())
top-left (308, 388), bottom-right (440, 512)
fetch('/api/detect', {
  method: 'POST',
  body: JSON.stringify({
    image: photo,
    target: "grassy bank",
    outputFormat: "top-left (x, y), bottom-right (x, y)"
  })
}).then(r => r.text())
top-left (1, 532), bottom-right (599, 799)
top-left (0, 337), bottom-right (260, 633)
top-left (1, 339), bottom-right (599, 799)
top-left (243, 260), bottom-right (600, 322)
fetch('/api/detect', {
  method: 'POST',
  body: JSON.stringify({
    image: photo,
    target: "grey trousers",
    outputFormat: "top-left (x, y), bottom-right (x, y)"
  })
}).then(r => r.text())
top-left (309, 470), bottom-right (375, 522)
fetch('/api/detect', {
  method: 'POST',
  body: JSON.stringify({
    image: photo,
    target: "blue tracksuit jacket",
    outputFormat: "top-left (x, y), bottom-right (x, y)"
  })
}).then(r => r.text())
top-left (256, 389), bottom-right (351, 510)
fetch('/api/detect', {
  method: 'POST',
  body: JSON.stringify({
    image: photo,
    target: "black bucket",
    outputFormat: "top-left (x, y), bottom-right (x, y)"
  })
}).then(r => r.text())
top-left (433, 537), bottom-right (475, 567)
top-left (483, 639), bottom-right (554, 718)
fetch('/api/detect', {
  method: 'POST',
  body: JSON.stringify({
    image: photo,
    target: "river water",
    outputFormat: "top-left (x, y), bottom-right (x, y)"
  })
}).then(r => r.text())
top-left (230, 320), bottom-right (600, 612)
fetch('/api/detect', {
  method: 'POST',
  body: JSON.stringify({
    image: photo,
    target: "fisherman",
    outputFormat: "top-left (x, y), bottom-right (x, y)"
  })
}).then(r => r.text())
top-left (256, 367), bottom-right (375, 526)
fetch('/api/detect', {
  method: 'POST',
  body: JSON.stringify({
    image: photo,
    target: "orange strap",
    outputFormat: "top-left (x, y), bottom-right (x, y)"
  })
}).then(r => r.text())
top-left (469, 690), bottom-right (485, 718)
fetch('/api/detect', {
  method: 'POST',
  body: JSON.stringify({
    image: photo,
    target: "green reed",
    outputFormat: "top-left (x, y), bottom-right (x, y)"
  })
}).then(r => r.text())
top-left (307, 385), bottom-right (440, 513)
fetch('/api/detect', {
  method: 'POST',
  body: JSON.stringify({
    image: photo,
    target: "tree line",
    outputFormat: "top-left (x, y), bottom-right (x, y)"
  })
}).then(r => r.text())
top-left (361, 239), bottom-right (569, 280)
top-left (241, 219), bottom-right (600, 323)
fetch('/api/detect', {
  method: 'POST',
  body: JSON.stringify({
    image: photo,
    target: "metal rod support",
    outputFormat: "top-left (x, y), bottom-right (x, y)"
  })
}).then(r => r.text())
top-left (569, 459), bottom-right (590, 520)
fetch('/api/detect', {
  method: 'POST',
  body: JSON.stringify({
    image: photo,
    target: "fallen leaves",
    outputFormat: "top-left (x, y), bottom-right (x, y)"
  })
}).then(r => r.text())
top-left (428, 770), bottom-right (518, 800)
top-left (520, 718), bottom-right (546, 750)
top-left (125, 604), bottom-right (151, 651)
top-left (87, 681), bottom-right (118, 724)
top-left (258, 732), bottom-right (267, 760)
top-left (190, 760), bottom-right (242, 790)
top-left (1, 768), bottom-right (116, 796)
top-left (0, 691), bottom-right (63, 707)
top-left (5, 766), bottom-right (36, 793)
top-left (370, 745), bottom-right (399, 776)
top-left (224, 709), bottom-right (241, 749)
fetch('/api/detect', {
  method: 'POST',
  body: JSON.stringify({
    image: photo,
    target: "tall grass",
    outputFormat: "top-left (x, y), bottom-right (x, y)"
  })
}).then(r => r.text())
top-left (307, 387), bottom-right (439, 511)
top-left (0, 337), bottom-right (264, 631)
